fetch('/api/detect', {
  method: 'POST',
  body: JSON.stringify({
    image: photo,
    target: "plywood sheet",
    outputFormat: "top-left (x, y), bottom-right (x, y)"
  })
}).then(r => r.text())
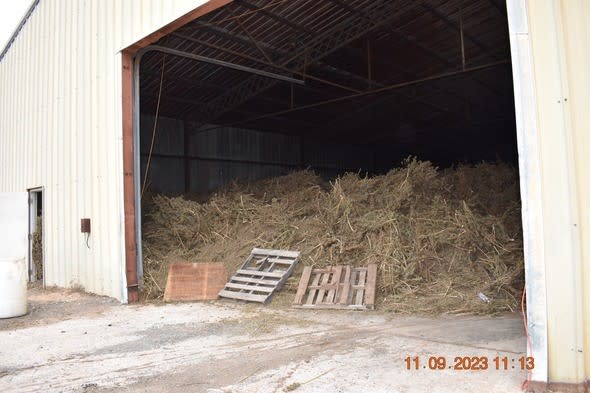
top-left (163, 262), bottom-right (227, 302)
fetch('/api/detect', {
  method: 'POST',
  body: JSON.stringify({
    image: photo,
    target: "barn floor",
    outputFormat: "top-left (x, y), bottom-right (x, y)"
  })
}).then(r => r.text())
top-left (0, 288), bottom-right (526, 393)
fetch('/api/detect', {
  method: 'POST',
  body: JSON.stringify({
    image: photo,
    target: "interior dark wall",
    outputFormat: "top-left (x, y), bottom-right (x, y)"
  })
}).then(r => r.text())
top-left (139, 0), bottom-right (520, 192)
top-left (369, 121), bottom-right (518, 170)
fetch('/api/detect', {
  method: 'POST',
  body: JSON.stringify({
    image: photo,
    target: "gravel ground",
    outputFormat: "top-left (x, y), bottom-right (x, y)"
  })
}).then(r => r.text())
top-left (0, 288), bottom-right (527, 393)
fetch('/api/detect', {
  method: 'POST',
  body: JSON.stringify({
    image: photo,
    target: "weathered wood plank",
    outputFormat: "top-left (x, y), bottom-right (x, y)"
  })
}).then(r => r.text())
top-left (218, 290), bottom-right (268, 303)
top-left (294, 266), bottom-right (313, 304)
top-left (355, 269), bottom-right (367, 306)
top-left (293, 264), bottom-right (376, 310)
top-left (338, 266), bottom-right (352, 305)
top-left (266, 257), bottom-right (296, 264)
top-left (293, 305), bottom-right (370, 310)
top-left (251, 248), bottom-right (300, 258)
top-left (236, 269), bottom-right (285, 278)
top-left (364, 263), bottom-right (377, 309)
top-left (220, 248), bottom-right (300, 304)
top-left (163, 262), bottom-right (227, 302)
top-left (224, 282), bottom-right (275, 293)
top-left (306, 272), bottom-right (322, 305)
top-left (315, 269), bottom-right (333, 304)
top-left (230, 276), bottom-right (280, 285)
top-left (325, 265), bottom-right (342, 304)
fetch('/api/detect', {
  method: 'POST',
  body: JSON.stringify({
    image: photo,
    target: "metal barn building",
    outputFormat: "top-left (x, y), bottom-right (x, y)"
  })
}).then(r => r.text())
top-left (0, 0), bottom-right (589, 390)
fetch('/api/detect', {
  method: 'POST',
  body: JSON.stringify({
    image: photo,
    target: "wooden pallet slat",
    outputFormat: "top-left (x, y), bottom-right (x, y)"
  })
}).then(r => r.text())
top-left (293, 264), bottom-right (377, 310)
top-left (315, 270), bottom-right (332, 304)
top-left (294, 266), bottom-right (313, 304)
top-left (365, 263), bottom-right (377, 310)
top-left (224, 282), bottom-right (275, 293)
top-left (219, 248), bottom-right (300, 304)
top-left (229, 276), bottom-right (280, 285)
top-left (325, 265), bottom-right (342, 304)
top-left (338, 266), bottom-right (352, 305)
top-left (355, 269), bottom-right (367, 306)
top-left (251, 248), bottom-right (299, 258)
top-left (218, 290), bottom-right (269, 303)
top-left (306, 271), bottom-right (322, 305)
top-left (235, 269), bottom-right (285, 278)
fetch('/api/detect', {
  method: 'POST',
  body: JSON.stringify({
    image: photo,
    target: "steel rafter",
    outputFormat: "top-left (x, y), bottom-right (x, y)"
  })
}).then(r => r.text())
top-left (336, 0), bottom-right (509, 99)
top-left (235, 0), bottom-right (317, 37)
top-left (168, 30), bottom-right (448, 117)
top-left (190, 0), bottom-right (418, 125)
top-left (191, 60), bottom-right (508, 135)
top-left (420, 2), bottom-right (505, 62)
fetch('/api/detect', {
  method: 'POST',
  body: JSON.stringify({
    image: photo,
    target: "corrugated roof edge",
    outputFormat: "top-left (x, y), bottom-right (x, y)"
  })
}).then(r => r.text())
top-left (0, 0), bottom-right (41, 63)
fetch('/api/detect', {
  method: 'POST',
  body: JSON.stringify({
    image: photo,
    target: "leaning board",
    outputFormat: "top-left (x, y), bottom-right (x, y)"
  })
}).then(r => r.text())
top-left (293, 264), bottom-right (377, 310)
top-left (219, 248), bottom-right (300, 304)
top-left (163, 262), bottom-right (228, 302)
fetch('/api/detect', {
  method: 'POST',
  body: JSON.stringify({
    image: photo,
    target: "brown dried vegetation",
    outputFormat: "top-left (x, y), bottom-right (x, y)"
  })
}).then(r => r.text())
top-left (142, 158), bottom-right (523, 314)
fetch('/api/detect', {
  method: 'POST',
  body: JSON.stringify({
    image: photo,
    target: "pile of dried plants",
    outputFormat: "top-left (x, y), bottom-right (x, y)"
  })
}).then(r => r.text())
top-left (142, 158), bottom-right (523, 314)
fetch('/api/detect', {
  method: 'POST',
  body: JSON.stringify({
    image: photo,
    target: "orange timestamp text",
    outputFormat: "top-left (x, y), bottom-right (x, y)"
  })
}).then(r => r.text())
top-left (404, 356), bottom-right (535, 371)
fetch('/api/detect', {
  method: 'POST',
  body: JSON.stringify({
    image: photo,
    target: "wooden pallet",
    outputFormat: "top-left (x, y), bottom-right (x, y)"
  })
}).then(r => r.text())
top-left (293, 264), bottom-right (377, 310)
top-left (163, 262), bottom-right (227, 302)
top-left (218, 248), bottom-right (300, 304)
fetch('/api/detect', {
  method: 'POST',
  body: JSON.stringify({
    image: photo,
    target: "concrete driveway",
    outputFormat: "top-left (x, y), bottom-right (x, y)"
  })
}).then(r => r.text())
top-left (0, 288), bottom-right (527, 393)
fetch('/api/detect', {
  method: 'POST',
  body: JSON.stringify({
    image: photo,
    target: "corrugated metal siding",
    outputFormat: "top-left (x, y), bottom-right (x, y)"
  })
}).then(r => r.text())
top-left (525, 0), bottom-right (590, 383)
top-left (139, 120), bottom-right (376, 194)
top-left (0, 0), bottom-right (207, 301)
top-left (191, 126), bottom-right (301, 165)
top-left (508, 0), bottom-right (590, 384)
top-left (140, 115), bottom-right (185, 194)
top-left (189, 127), bottom-right (375, 192)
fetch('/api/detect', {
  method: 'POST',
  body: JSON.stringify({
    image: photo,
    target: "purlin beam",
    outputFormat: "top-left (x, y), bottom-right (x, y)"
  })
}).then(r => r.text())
top-left (141, 45), bottom-right (304, 85)
top-left (190, 0), bottom-right (418, 125)
top-left (169, 32), bottom-right (360, 93)
top-left (165, 33), bottom-right (448, 116)
top-left (336, 0), bottom-right (509, 98)
top-left (337, 45), bottom-right (485, 114)
top-left (420, 2), bottom-right (503, 62)
top-left (386, 27), bottom-right (507, 98)
top-left (228, 7), bottom-right (275, 64)
top-left (193, 60), bottom-right (509, 135)
top-left (235, 0), bottom-right (317, 37)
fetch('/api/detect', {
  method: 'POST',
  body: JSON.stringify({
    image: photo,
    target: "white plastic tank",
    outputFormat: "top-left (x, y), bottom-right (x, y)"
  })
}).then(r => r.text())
top-left (0, 257), bottom-right (27, 318)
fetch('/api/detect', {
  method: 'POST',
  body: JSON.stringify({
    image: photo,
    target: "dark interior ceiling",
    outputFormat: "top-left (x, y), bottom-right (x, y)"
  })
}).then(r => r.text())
top-left (139, 0), bottom-right (516, 163)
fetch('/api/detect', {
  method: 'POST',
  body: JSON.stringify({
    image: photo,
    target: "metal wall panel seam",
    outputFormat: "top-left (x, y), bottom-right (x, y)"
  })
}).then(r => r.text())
top-left (60, 0), bottom-right (72, 288)
top-left (0, 0), bottom-right (221, 299)
top-left (551, 0), bottom-right (585, 380)
top-left (530, 0), bottom-right (583, 383)
top-left (559, 0), bottom-right (590, 379)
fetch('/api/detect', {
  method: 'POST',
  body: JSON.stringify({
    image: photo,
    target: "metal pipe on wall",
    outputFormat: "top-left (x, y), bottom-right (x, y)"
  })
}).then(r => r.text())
top-left (141, 45), bottom-right (305, 85)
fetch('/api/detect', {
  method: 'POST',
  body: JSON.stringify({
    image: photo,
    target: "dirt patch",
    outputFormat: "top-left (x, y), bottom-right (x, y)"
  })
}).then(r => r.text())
top-left (215, 310), bottom-right (314, 335)
top-left (0, 286), bottom-right (118, 331)
top-left (141, 159), bottom-right (523, 314)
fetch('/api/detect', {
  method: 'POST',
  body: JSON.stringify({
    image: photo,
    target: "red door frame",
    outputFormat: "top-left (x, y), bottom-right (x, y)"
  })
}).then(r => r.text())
top-left (121, 0), bottom-right (233, 302)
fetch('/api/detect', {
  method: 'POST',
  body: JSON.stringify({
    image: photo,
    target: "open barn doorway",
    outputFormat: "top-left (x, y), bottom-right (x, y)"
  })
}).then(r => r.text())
top-left (28, 188), bottom-right (43, 284)
top-left (129, 0), bottom-right (523, 316)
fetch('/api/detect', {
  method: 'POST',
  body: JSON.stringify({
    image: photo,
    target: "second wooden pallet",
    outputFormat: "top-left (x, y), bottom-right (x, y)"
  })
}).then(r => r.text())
top-left (293, 264), bottom-right (377, 310)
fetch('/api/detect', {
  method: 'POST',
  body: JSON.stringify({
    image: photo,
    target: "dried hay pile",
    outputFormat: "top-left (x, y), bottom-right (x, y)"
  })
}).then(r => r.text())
top-left (32, 216), bottom-right (43, 281)
top-left (142, 158), bottom-right (524, 314)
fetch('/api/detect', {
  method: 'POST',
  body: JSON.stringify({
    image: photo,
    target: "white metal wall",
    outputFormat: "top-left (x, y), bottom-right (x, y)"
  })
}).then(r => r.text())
top-left (0, 0), bottom-right (206, 301)
top-left (507, 0), bottom-right (590, 385)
